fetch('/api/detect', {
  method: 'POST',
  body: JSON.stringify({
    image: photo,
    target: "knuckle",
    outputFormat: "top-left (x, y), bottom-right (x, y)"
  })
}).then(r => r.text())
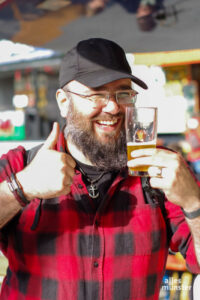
top-left (60, 153), bottom-right (67, 163)
top-left (66, 154), bottom-right (76, 167)
top-left (60, 164), bottom-right (67, 173)
top-left (62, 173), bottom-right (72, 186)
top-left (61, 175), bottom-right (67, 186)
top-left (70, 168), bottom-right (75, 177)
top-left (67, 176), bottom-right (73, 186)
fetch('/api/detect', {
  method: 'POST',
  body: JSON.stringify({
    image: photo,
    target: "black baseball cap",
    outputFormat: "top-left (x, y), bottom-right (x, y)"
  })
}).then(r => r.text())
top-left (59, 38), bottom-right (148, 89)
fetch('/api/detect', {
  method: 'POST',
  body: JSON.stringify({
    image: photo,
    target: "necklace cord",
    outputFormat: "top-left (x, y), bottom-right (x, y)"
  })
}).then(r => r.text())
top-left (76, 163), bottom-right (105, 199)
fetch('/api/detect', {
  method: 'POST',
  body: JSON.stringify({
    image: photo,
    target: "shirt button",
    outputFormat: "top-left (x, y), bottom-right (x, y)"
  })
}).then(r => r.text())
top-left (78, 184), bottom-right (83, 189)
top-left (93, 261), bottom-right (99, 268)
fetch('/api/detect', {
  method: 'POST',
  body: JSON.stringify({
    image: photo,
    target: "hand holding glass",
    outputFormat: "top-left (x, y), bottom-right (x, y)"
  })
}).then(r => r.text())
top-left (125, 106), bottom-right (158, 176)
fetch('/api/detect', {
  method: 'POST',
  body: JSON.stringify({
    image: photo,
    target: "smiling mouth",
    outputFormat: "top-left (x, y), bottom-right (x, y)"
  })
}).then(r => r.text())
top-left (96, 119), bottom-right (119, 126)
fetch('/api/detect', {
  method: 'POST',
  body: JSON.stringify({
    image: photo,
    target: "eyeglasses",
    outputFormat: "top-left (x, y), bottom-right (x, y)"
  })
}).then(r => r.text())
top-left (64, 89), bottom-right (138, 107)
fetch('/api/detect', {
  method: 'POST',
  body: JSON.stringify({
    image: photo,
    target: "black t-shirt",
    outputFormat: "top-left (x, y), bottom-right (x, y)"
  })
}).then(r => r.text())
top-left (75, 159), bottom-right (119, 209)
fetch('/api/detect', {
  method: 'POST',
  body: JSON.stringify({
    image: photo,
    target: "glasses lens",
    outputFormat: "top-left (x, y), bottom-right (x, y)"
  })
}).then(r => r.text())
top-left (87, 91), bottom-right (137, 107)
top-left (117, 91), bottom-right (136, 104)
top-left (88, 93), bottom-right (108, 107)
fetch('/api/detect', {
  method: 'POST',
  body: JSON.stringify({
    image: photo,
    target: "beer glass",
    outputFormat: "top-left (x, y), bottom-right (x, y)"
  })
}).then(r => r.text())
top-left (125, 106), bottom-right (158, 176)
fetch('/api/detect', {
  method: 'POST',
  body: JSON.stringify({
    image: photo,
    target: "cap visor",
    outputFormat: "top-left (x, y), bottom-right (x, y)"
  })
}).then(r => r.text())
top-left (75, 69), bottom-right (148, 89)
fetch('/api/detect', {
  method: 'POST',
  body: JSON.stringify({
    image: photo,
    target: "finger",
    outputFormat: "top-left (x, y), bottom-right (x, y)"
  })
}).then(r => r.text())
top-left (57, 185), bottom-right (71, 197)
top-left (128, 156), bottom-right (168, 168)
top-left (60, 153), bottom-right (76, 169)
top-left (131, 148), bottom-right (157, 158)
top-left (63, 178), bottom-right (72, 187)
top-left (66, 154), bottom-right (76, 169)
top-left (131, 147), bottom-right (176, 158)
top-left (42, 122), bottom-right (60, 150)
top-left (66, 166), bottom-right (75, 180)
top-left (148, 166), bottom-right (162, 177)
top-left (64, 186), bottom-right (71, 195)
top-left (149, 177), bottom-right (169, 190)
top-left (60, 163), bottom-right (75, 183)
top-left (148, 166), bottom-right (169, 178)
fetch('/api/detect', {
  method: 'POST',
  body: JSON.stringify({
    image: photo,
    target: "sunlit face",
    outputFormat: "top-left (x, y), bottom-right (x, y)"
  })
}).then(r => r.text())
top-left (63, 79), bottom-right (133, 170)
top-left (65, 79), bottom-right (131, 140)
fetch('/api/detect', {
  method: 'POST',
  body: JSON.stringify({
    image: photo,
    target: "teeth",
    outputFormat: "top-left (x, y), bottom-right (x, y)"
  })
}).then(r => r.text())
top-left (97, 119), bottom-right (118, 125)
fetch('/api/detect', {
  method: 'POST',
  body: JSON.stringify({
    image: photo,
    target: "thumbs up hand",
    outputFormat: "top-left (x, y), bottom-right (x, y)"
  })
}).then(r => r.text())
top-left (16, 122), bottom-right (76, 201)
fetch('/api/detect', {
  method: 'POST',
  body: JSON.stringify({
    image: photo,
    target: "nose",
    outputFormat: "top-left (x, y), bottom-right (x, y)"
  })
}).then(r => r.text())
top-left (102, 97), bottom-right (120, 114)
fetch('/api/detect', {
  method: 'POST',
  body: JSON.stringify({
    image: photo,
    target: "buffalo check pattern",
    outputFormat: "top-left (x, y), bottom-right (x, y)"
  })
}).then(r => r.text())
top-left (0, 131), bottom-right (200, 300)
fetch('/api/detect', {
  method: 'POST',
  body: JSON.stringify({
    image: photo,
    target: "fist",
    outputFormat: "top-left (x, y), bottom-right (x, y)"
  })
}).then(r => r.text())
top-left (17, 122), bottom-right (76, 200)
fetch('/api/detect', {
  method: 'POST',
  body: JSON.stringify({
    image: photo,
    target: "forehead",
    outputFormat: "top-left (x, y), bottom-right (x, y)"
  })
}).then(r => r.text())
top-left (67, 78), bottom-right (132, 92)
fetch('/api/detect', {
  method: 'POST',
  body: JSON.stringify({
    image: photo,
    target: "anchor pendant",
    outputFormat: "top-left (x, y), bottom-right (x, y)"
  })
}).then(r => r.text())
top-left (88, 184), bottom-right (99, 199)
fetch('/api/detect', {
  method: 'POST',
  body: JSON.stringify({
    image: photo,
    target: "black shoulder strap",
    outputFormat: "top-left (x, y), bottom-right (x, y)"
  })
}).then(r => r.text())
top-left (25, 144), bottom-right (43, 230)
top-left (26, 144), bottom-right (43, 164)
top-left (141, 176), bottom-right (166, 217)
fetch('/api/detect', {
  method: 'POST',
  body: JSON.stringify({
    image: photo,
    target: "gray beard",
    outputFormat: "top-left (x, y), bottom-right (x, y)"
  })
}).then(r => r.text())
top-left (64, 101), bottom-right (127, 171)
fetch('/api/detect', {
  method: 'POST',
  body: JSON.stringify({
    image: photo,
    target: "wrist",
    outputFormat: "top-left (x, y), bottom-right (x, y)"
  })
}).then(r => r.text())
top-left (182, 206), bottom-right (200, 219)
top-left (16, 171), bottom-right (34, 202)
top-left (181, 187), bottom-right (200, 219)
top-left (6, 173), bottom-right (30, 207)
top-left (182, 196), bottom-right (200, 219)
top-left (182, 186), bottom-right (200, 210)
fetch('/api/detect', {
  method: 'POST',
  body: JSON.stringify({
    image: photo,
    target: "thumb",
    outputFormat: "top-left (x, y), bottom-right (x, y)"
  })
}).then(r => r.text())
top-left (42, 122), bottom-right (60, 150)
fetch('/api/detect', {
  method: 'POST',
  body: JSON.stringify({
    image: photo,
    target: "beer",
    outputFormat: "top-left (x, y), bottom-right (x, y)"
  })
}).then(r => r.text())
top-left (127, 142), bottom-right (156, 175)
top-left (125, 106), bottom-right (158, 177)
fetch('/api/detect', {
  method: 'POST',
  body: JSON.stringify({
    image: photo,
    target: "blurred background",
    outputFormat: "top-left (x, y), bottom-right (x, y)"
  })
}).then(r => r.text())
top-left (0, 0), bottom-right (200, 299)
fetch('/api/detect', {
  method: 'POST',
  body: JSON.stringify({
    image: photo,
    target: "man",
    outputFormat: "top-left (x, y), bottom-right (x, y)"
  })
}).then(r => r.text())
top-left (0, 38), bottom-right (200, 300)
top-left (136, 0), bottom-right (157, 31)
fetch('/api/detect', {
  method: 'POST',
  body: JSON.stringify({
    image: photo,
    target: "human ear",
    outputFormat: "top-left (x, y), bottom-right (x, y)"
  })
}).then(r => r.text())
top-left (56, 89), bottom-right (69, 118)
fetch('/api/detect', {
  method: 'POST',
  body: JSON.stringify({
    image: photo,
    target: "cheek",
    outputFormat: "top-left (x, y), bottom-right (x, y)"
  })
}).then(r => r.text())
top-left (81, 107), bottom-right (101, 120)
top-left (74, 101), bottom-right (99, 118)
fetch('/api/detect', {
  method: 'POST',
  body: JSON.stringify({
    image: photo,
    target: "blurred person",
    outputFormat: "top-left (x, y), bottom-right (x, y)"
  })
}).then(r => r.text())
top-left (168, 140), bottom-right (200, 179)
top-left (136, 0), bottom-right (157, 31)
top-left (85, 0), bottom-right (110, 16)
top-left (0, 38), bottom-right (200, 300)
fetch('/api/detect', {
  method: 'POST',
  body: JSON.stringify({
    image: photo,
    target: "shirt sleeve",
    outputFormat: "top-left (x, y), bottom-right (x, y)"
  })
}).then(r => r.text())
top-left (0, 146), bottom-right (27, 182)
top-left (0, 146), bottom-right (27, 251)
top-left (165, 200), bottom-right (200, 274)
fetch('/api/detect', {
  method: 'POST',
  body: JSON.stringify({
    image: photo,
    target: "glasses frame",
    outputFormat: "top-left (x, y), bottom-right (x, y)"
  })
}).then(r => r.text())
top-left (64, 89), bottom-right (138, 107)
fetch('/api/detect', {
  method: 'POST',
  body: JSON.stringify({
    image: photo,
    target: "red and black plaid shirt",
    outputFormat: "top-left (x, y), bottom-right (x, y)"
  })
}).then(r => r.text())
top-left (0, 131), bottom-right (200, 300)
